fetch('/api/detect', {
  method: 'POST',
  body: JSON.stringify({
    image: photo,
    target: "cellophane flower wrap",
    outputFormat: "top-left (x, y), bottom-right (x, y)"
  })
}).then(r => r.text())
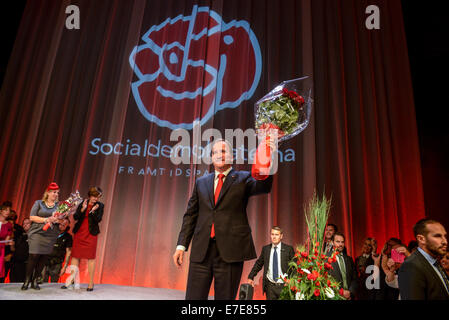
top-left (42, 191), bottom-right (83, 231)
top-left (252, 77), bottom-right (312, 180)
top-left (279, 192), bottom-right (346, 300)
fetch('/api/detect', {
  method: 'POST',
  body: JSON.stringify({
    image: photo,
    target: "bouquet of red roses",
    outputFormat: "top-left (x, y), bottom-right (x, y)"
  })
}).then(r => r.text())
top-left (252, 77), bottom-right (312, 180)
top-left (42, 191), bottom-right (82, 231)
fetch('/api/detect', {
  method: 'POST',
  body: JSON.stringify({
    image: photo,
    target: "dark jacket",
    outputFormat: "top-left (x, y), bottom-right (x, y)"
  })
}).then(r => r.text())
top-left (398, 249), bottom-right (449, 300)
top-left (328, 251), bottom-right (359, 299)
top-left (248, 243), bottom-right (295, 293)
top-left (73, 201), bottom-right (104, 236)
top-left (177, 169), bottom-right (272, 263)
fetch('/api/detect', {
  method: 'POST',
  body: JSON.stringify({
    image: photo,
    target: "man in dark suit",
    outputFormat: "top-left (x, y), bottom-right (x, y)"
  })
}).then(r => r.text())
top-left (247, 226), bottom-right (295, 300)
top-left (327, 232), bottom-right (358, 300)
top-left (398, 219), bottom-right (449, 300)
top-left (173, 139), bottom-right (275, 300)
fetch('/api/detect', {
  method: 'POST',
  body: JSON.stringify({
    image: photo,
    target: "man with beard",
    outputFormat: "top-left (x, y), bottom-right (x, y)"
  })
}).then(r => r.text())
top-left (398, 219), bottom-right (449, 300)
top-left (327, 232), bottom-right (358, 300)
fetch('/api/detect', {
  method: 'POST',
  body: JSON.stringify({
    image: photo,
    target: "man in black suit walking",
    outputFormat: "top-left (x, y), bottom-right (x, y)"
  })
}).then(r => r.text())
top-left (173, 139), bottom-right (275, 300)
top-left (327, 232), bottom-right (358, 300)
top-left (247, 226), bottom-right (295, 300)
top-left (398, 219), bottom-right (449, 300)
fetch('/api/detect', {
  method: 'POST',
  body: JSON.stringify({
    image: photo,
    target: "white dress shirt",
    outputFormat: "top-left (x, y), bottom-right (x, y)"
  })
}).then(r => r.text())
top-left (267, 242), bottom-right (284, 283)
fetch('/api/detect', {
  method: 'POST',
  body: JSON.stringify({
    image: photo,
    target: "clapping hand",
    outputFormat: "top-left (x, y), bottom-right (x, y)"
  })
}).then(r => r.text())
top-left (81, 199), bottom-right (88, 212)
top-left (90, 204), bottom-right (99, 213)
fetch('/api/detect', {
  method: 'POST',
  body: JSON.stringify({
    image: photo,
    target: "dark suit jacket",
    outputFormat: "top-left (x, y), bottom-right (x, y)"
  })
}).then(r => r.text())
top-left (177, 169), bottom-right (272, 263)
top-left (248, 243), bottom-right (295, 293)
top-left (73, 201), bottom-right (104, 236)
top-left (398, 249), bottom-right (449, 300)
top-left (328, 251), bottom-right (358, 299)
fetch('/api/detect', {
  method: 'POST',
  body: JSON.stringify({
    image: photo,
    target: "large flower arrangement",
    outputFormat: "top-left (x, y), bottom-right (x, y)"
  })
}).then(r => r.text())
top-left (279, 192), bottom-right (346, 300)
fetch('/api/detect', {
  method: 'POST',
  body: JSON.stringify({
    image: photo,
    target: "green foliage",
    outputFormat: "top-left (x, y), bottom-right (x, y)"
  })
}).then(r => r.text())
top-left (256, 95), bottom-right (300, 135)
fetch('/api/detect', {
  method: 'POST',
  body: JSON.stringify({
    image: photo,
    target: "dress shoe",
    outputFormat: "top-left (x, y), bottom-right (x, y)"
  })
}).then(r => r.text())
top-left (21, 280), bottom-right (30, 291)
top-left (31, 279), bottom-right (40, 290)
top-left (61, 280), bottom-right (74, 289)
top-left (87, 285), bottom-right (94, 291)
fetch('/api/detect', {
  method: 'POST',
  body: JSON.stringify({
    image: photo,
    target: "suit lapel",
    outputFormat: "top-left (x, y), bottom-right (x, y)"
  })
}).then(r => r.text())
top-left (205, 173), bottom-right (215, 209)
top-left (416, 250), bottom-right (449, 297)
top-left (215, 169), bottom-right (237, 207)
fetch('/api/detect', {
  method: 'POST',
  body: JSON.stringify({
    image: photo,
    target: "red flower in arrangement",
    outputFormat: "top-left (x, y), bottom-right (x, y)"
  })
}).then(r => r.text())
top-left (339, 288), bottom-right (345, 296)
top-left (307, 270), bottom-right (320, 281)
top-left (300, 251), bottom-right (308, 258)
top-left (324, 263), bottom-right (333, 270)
top-left (327, 279), bottom-right (332, 287)
top-left (315, 281), bottom-right (320, 287)
top-left (328, 257), bottom-right (337, 264)
top-left (314, 289), bottom-right (320, 297)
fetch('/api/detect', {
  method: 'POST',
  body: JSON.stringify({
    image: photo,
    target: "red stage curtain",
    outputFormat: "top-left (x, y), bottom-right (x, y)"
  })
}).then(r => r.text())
top-left (0, 0), bottom-right (424, 299)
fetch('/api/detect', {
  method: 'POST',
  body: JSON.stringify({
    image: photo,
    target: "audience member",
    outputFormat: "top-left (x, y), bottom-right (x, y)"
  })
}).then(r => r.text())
top-left (3, 209), bottom-right (24, 280)
top-left (9, 218), bottom-right (31, 282)
top-left (384, 244), bottom-right (410, 299)
top-left (323, 224), bottom-right (337, 255)
top-left (42, 218), bottom-right (72, 283)
top-left (247, 226), bottom-right (295, 300)
top-left (373, 237), bottom-right (402, 300)
top-left (370, 238), bottom-right (378, 255)
top-left (327, 232), bottom-right (358, 300)
top-left (355, 237), bottom-right (375, 299)
top-left (398, 219), bottom-right (448, 300)
top-left (0, 205), bottom-right (13, 283)
top-left (407, 240), bottom-right (418, 254)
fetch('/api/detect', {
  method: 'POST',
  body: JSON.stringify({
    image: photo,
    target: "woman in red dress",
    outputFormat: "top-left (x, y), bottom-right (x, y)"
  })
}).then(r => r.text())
top-left (68, 187), bottom-right (104, 291)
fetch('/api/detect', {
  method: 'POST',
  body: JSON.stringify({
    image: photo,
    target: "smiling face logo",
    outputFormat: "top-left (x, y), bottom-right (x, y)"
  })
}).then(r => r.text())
top-left (129, 5), bottom-right (262, 130)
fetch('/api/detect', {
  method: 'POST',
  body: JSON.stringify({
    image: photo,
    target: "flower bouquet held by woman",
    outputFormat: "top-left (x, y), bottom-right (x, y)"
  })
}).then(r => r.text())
top-left (42, 191), bottom-right (82, 231)
top-left (252, 76), bottom-right (312, 180)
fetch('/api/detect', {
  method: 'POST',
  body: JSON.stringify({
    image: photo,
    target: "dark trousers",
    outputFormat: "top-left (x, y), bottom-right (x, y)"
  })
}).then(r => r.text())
top-left (43, 262), bottom-right (62, 283)
top-left (265, 281), bottom-right (284, 300)
top-left (186, 239), bottom-right (243, 300)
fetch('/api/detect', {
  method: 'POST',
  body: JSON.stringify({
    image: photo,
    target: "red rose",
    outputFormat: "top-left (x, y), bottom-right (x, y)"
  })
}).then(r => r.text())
top-left (314, 289), bottom-right (320, 297)
top-left (315, 281), bottom-right (320, 287)
top-left (339, 288), bottom-right (344, 296)
top-left (324, 263), bottom-right (332, 270)
top-left (327, 280), bottom-right (331, 287)
top-left (307, 270), bottom-right (320, 281)
top-left (300, 252), bottom-right (308, 258)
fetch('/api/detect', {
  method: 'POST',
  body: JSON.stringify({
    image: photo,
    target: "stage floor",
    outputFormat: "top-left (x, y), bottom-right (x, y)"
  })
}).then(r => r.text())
top-left (0, 283), bottom-right (197, 300)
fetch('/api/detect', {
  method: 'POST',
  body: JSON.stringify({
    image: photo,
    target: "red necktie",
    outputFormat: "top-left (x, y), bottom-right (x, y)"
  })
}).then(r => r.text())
top-left (211, 173), bottom-right (225, 238)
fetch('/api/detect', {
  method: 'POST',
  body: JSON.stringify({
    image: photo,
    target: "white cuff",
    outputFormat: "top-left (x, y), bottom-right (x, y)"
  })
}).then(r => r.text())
top-left (176, 245), bottom-right (186, 251)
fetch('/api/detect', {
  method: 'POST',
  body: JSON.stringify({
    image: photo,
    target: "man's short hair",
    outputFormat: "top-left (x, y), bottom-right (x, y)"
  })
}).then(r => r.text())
top-left (413, 218), bottom-right (441, 239)
top-left (332, 231), bottom-right (345, 241)
top-left (271, 226), bottom-right (283, 234)
top-left (327, 223), bottom-right (338, 232)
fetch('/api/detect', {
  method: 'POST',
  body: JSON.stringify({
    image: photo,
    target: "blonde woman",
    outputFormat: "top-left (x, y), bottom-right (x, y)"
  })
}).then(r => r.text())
top-left (22, 183), bottom-right (63, 290)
